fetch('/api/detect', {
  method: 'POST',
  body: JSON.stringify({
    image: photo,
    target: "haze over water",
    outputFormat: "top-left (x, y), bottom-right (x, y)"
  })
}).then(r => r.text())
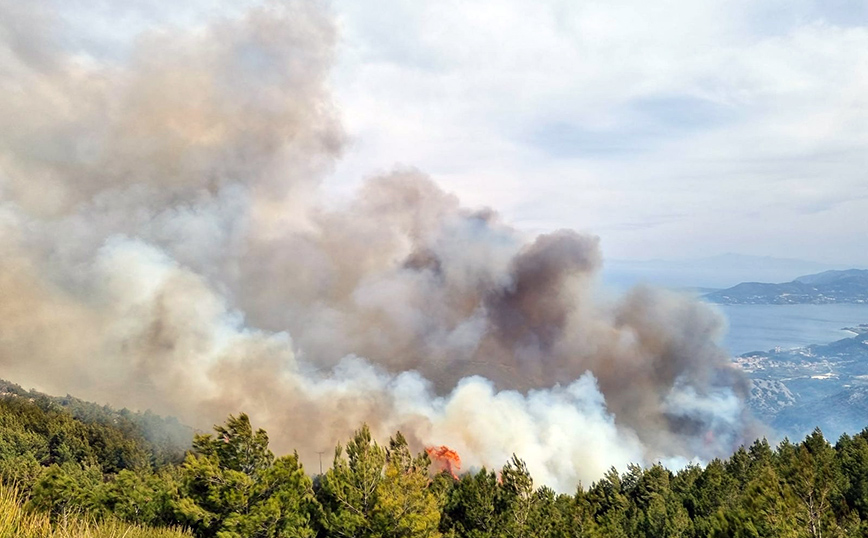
top-left (718, 304), bottom-right (868, 356)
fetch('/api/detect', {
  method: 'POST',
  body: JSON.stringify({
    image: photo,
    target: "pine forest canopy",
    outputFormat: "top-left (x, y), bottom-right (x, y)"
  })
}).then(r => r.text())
top-left (3, 385), bottom-right (868, 538)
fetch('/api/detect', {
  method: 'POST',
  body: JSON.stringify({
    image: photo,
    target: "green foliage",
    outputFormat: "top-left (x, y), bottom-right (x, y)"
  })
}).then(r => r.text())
top-left (372, 433), bottom-right (441, 538)
top-left (28, 463), bottom-right (105, 517)
top-left (317, 423), bottom-right (386, 538)
top-left (6, 383), bottom-right (868, 538)
top-left (441, 468), bottom-right (501, 538)
top-left (176, 413), bottom-right (316, 538)
top-left (316, 425), bottom-right (441, 538)
top-left (100, 468), bottom-right (182, 526)
top-left (0, 379), bottom-right (191, 467)
top-left (586, 467), bottom-right (630, 536)
top-left (0, 391), bottom-right (157, 484)
top-left (499, 455), bottom-right (535, 538)
top-left (838, 430), bottom-right (868, 520)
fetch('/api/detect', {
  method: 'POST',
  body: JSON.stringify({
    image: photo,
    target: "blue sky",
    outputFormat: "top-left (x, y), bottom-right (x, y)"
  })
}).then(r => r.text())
top-left (25, 0), bottom-right (868, 266)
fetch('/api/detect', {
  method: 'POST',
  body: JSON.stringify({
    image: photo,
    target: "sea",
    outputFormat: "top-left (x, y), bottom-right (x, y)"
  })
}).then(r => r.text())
top-left (713, 303), bottom-right (868, 356)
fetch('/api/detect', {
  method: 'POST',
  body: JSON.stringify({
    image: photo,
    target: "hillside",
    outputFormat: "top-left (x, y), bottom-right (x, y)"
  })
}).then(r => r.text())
top-left (705, 268), bottom-right (868, 304)
top-left (0, 379), bottom-right (192, 466)
top-left (738, 329), bottom-right (868, 441)
top-left (3, 379), bottom-right (868, 536)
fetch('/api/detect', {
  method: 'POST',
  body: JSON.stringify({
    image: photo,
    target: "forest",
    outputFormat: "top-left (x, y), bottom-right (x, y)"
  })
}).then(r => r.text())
top-left (2, 381), bottom-right (868, 538)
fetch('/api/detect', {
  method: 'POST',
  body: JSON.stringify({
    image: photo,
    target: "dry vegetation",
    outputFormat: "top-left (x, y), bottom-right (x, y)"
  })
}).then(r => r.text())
top-left (0, 484), bottom-right (190, 538)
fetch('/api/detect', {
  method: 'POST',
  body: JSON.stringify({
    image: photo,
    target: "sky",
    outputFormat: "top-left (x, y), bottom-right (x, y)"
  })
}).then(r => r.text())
top-left (15, 0), bottom-right (868, 266)
top-left (327, 0), bottom-right (868, 266)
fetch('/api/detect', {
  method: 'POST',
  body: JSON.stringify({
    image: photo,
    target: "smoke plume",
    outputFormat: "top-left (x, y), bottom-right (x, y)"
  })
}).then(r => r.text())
top-left (0, 0), bottom-right (755, 491)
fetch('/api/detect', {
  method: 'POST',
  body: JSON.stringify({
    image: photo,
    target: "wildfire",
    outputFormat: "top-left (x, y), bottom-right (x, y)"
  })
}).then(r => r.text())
top-left (426, 445), bottom-right (462, 479)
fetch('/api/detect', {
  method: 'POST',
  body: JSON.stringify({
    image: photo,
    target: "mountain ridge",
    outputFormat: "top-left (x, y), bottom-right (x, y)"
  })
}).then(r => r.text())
top-left (705, 269), bottom-right (868, 304)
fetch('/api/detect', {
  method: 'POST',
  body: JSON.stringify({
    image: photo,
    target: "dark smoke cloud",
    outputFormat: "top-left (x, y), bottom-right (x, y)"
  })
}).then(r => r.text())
top-left (0, 0), bottom-right (756, 491)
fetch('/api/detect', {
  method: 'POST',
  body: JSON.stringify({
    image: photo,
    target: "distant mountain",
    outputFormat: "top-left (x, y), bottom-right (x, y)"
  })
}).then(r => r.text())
top-left (705, 269), bottom-right (868, 305)
top-left (602, 253), bottom-right (852, 290)
top-left (795, 269), bottom-right (868, 286)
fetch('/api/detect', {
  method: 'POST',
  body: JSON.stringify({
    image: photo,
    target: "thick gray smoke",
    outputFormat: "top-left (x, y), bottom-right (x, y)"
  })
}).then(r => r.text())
top-left (0, 0), bottom-right (755, 491)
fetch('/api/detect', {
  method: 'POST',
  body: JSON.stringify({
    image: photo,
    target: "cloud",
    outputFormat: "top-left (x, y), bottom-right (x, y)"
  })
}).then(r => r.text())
top-left (329, 0), bottom-right (868, 264)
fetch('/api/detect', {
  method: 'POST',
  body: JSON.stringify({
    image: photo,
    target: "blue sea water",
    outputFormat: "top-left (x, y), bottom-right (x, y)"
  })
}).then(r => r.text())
top-left (714, 303), bottom-right (868, 356)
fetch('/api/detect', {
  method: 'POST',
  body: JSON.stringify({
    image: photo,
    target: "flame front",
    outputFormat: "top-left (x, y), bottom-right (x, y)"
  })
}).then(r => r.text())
top-left (426, 445), bottom-right (462, 480)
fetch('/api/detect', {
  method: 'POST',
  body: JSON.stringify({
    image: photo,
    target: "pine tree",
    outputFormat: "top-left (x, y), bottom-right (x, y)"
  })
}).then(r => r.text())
top-left (372, 432), bottom-right (441, 538)
top-left (175, 414), bottom-right (316, 538)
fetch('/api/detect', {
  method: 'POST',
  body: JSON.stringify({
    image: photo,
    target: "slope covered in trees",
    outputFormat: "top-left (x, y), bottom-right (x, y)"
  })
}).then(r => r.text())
top-left (0, 379), bottom-right (192, 469)
top-left (4, 385), bottom-right (868, 537)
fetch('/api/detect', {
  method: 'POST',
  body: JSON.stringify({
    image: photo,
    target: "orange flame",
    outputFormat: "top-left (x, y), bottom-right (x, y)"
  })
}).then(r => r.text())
top-left (426, 445), bottom-right (462, 480)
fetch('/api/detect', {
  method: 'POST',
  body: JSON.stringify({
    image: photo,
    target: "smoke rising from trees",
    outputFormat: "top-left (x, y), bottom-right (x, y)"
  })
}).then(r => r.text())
top-left (0, 0), bottom-right (756, 491)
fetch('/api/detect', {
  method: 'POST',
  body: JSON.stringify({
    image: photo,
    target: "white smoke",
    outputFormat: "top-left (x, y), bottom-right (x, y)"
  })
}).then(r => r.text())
top-left (0, 0), bottom-right (755, 491)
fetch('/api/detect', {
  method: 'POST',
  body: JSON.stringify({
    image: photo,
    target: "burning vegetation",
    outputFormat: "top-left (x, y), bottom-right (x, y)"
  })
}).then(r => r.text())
top-left (426, 446), bottom-right (462, 480)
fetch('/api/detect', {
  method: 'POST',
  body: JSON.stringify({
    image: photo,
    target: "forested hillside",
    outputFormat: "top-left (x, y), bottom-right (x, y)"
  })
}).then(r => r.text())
top-left (4, 386), bottom-right (868, 537)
